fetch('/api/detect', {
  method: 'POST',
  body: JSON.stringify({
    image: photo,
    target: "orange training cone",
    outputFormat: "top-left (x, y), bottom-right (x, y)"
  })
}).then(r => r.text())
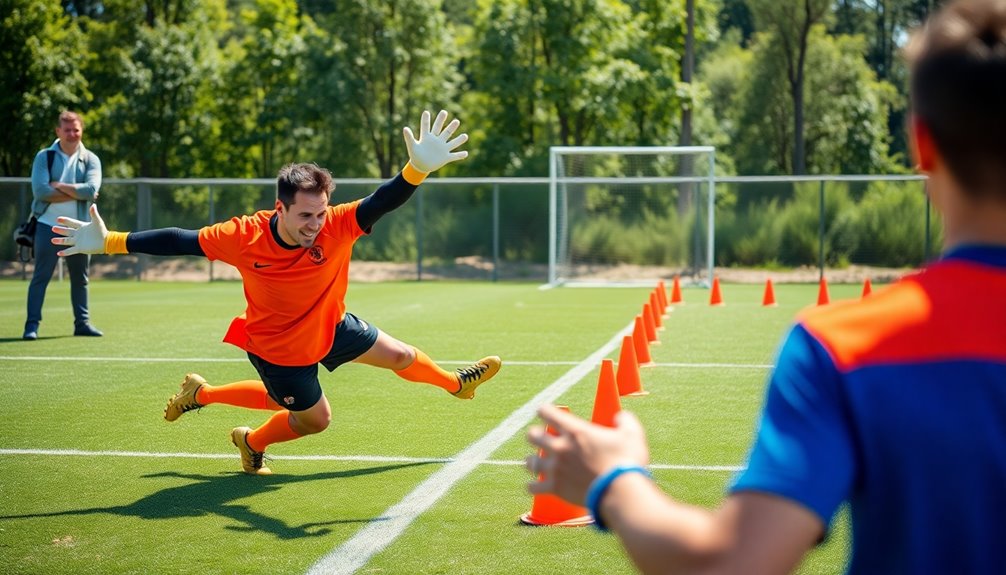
top-left (656, 281), bottom-right (669, 313)
top-left (710, 276), bottom-right (724, 306)
top-left (633, 315), bottom-right (654, 367)
top-left (520, 406), bottom-right (594, 527)
top-left (642, 303), bottom-right (659, 344)
top-left (862, 277), bottom-right (873, 298)
top-left (617, 335), bottom-right (648, 397)
top-left (670, 275), bottom-right (683, 304)
top-left (649, 291), bottom-right (664, 329)
top-left (817, 277), bottom-right (830, 306)
top-left (591, 359), bottom-right (622, 428)
top-left (762, 278), bottom-right (777, 307)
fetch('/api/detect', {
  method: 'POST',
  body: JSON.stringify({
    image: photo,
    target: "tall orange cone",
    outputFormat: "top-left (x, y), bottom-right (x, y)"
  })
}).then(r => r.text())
top-left (710, 276), bottom-right (724, 306)
top-left (591, 359), bottom-right (622, 427)
top-left (656, 281), bottom-right (669, 314)
top-left (649, 292), bottom-right (664, 330)
top-left (817, 277), bottom-right (830, 306)
top-left (520, 406), bottom-right (594, 527)
top-left (633, 315), bottom-right (654, 367)
top-left (642, 303), bottom-right (659, 344)
top-left (861, 277), bottom-right (873, 298)
top-left (762, 278), bottom-right (777, 307)
top-left (670, 275), bottom-right (683, 304)
top-left (616, 335), bottom-right (648, 396)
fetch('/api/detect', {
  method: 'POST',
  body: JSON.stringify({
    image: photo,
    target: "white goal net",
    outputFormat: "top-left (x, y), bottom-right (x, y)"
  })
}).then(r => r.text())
top-left (547, 146), bottom-right (716, 288)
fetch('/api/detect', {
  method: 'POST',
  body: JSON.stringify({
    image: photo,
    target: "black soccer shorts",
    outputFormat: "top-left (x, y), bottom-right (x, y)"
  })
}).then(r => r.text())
top-left (246, 312), bottom-right (379, 411)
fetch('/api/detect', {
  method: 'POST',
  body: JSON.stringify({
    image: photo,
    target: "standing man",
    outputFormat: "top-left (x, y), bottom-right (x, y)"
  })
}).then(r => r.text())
top-left (525, 1), bottom-right (1006, 573)
top-left (52, 110), bottom-right (501, 476)
top-left (24, 111), bottom-right (103, 340)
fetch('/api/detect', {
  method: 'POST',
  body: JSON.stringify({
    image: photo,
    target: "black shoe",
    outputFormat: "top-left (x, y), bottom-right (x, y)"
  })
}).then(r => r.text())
top-left (74, 324), bottom-right (103, 337)
top-left (22, 329), bottom-right (37, 341)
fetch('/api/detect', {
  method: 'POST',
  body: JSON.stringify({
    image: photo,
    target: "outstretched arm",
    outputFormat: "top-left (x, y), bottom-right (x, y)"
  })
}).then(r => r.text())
top-left (52, 204), bottom-right (204, 257)
top-left (356, 110), bottom-right (468, 231)
top-left (526, 405), bottom-right (822, 575)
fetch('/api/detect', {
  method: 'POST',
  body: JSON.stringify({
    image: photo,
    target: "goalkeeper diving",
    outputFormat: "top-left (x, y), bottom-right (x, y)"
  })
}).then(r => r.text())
top-left (53, 110), bottom-right (502, 475)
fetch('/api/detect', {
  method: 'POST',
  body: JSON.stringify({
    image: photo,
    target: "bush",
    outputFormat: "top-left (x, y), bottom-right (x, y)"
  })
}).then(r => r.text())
top-left (831, 180), bottom-right (935, 267)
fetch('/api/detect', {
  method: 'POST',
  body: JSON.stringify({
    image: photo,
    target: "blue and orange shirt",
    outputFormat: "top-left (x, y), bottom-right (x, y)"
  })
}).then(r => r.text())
top-left (198, 200), bottom-right (365, 366)
top-left (732, 246), bottom-right (1006, 574)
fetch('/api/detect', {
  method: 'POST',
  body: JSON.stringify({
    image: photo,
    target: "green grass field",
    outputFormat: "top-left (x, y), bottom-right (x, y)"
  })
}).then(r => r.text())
top-left (0, 278), bottom-right (859, 574)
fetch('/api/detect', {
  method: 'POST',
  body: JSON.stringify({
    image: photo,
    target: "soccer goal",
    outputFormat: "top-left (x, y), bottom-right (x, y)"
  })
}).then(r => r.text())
top-left (547, 146), bottom-right (716, 288)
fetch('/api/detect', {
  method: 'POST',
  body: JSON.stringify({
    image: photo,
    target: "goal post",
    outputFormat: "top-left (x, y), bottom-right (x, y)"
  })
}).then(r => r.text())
top-left (547, 146), bottom-right (716, 288)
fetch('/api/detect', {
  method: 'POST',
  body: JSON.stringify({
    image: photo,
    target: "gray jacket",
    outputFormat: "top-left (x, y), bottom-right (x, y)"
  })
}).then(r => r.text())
top-left (30, 139), bottom-right (102, 221)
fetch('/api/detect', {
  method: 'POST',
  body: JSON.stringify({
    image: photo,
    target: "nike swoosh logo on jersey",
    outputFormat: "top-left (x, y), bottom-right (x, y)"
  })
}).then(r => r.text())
top-left (253, 262), bottom-right (272, 268)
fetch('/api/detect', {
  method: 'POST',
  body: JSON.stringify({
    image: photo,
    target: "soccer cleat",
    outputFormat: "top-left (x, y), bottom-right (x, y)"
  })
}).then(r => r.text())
top-left (231, 427), bottom-right (272, 475)
top-left (164, 373), bottom-right (206, 422)
top-left (452, 356), bottom-right (502, 400)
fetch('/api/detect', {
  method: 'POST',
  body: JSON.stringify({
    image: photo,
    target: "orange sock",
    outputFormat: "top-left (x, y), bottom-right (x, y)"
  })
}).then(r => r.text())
top-left (196, 380), bottom-right (281, 411)
top-left (394, 347), bottom-right (459, 393)
top-left (247, 410), bottom-right (301, 452)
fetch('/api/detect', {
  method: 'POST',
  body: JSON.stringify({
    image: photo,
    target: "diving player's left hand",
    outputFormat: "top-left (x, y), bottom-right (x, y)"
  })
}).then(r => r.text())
top-left (403, 110), bottom-right (469, 173)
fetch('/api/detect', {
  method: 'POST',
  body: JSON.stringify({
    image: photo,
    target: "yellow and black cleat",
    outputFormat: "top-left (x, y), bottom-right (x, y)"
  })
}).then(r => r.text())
top-left (164, 373), bottom-right (206, 422)
top-left (452, 356), bottom-right (502, 400)
top-left (230, 427), bottom-right (272, 475)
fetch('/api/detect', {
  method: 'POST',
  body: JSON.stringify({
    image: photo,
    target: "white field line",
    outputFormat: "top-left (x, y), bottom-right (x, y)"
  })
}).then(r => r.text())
top-left (0, 349), bottom-right (758, 573)
top-left (0, 448), bottom-right (741, 472)
top-left (0, 356), bottom-right (773, 369)
top-left (304, 321), bottom-right (635, 575)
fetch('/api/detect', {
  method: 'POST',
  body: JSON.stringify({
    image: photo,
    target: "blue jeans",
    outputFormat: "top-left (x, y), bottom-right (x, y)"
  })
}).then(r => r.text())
top-left (25, 221), bottom-right (92, 330)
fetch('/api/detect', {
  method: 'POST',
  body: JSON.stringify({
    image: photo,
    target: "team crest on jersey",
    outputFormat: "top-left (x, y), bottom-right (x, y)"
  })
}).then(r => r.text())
top-left (308, 246), bottom-right (327, 265)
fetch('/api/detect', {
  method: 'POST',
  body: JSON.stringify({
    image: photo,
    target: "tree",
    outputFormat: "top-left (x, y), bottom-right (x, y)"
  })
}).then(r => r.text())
top-left (462, 0), bottom-right (540, 175)
top-left (88, 2), bottom-right (226, 177)
top-left (717, 0), bottom-right (755, 45)
top-left (465, 0), bottom-right (703, 176)
top-left (222, 0), bottom-right (323, 177)
top-left (803, 32), bottom-right (898, 174)
top-left (309, 0), bottom-right (463, 178)
top-left (725, 26), bottom-right (897, 175)
top-left (0, 0), bottom-right (89, 176)
top-left (746, 0), bottom-right (830, 174)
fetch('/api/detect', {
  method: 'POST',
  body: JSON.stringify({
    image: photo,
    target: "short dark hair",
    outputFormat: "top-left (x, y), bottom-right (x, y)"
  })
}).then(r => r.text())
top-left (907, 0), bottom-right (1006, 201)
top-left (275, 163), bottom-right (334, 207)
top-left (58, 111), bottom-right (83, 128)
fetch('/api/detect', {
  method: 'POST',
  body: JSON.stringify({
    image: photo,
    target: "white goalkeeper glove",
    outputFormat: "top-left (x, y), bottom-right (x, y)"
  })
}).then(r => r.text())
top-left (403, 110), bottom-right (469, 173)
top-left (52, 204), bottom-right (109, 256)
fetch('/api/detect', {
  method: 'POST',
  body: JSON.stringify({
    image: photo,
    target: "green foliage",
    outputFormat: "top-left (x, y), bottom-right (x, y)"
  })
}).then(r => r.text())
top-left (715, 196), bottom-right (785, 266)
top-left (222, 0), bottom-right (323, 177)
top-left (463, 0), bottom-right (716, 176)
top-left (88, 11), bottom-right (223, 177)
top-left (714, 180), bottom-right (939, 269)
top-left (309, 0), bottom-right (463, 178)
top-left (720, 26), bottom-right (899, 176)
top-left (0, 0), bottom-right (89, 175)
top-left (571, 209), bottom-right (691, 266)
top-left (1, 0), bottom-right (925, 181)
top-left (831, 180), bottom-right (936, 266)
top-left (804, 33), bottom-right (900, 174)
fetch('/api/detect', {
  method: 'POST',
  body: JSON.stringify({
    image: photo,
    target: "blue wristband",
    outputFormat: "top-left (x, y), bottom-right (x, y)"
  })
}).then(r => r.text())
top-left (586, 463), bottom-right (652, 532)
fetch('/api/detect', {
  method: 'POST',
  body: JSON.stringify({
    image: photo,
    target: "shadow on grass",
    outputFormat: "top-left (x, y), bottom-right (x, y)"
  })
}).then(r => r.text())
top-left (0, 461), bottom-right (435, 539)
top-left (0, 335), bottom-right (74, 344)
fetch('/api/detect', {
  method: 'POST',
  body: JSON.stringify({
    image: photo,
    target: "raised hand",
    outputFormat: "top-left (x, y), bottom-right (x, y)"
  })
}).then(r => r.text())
top-left (52, 204), bottom-right (109, 256)
top-left (526, 405), bottom-right (650, 506)
top-left (403, 110), bottom-right (469, 173)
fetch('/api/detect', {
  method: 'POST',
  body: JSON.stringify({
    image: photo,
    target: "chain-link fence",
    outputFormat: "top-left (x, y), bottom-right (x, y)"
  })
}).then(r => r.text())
top-left (0, 175), bottom-right (933, 283)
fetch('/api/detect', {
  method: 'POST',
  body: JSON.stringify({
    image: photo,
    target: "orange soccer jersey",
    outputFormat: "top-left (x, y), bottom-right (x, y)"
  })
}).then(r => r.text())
top-left (198, 200), bottom-right (365, 366)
